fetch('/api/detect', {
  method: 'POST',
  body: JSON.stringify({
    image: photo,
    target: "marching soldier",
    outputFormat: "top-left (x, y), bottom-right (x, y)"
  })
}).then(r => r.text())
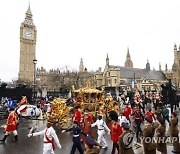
top-left (155, 106), bottom-right (163, 121)
top-left (118, 122), bottom-right (134, 154)
top-left (91, 114), bottom-right (110, 149)
top-left (19, 95), bottom-right (28, 106)
top-left (156, 117), bottom-right (167, 154)
top-left (142, 116), bottom-right (156, 154)
top-left (118, 111), bottom-right (129, 126)
top-left (123, 103), bottom-right (131, 121)
top-left (170, 112), bottom-right (180, 153)
top-left (83, 108), bottom-right (94, 137)
top-left (27, 117), bottom-right (62, 154)
top-left (0, 108), bottom-right (18, 143)
top-left (16, 95), bottom-right (28, 114)
top-left (84, 136), bottom-right (100, 154)
top-left (62, 120), bottom-right (87, 154)
top-left (162, 106), bottom-right (170, 124)
top-left (72, 105), bottom-right (82, 125)
top-left (109, 111), bottom-right (122, 154)
top-left (145, 109), bottom-right (156, 121)
top-left (131, 104), bottom-right (144, 142)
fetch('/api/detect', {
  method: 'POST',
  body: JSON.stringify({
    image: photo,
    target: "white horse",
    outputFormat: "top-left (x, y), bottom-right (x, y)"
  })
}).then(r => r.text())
top-left (17, 105), bottom-right (41, 118)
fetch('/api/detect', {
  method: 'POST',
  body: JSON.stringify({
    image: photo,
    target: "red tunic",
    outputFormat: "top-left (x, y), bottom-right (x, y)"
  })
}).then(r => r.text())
top-left (110, 121), bottom-right (122, 142)
top-left (72, 109), bottom-right (82, 123)
top-left (145, 111), bottom-right (155, 120)
top-left (83, 114), bottom-right (94, 136)
top-left (5, 111), bottom-right (18, 132)
top-left (133, 109), bottom-right (143, 122)
top-left (40, 100), bottom-right (45, 108)
top-left (124, 106), bottom-right (131, 120)
top-left (132, 106), bottom-right (139, 113)
top-left (147, 92), bottom-right (152, 100)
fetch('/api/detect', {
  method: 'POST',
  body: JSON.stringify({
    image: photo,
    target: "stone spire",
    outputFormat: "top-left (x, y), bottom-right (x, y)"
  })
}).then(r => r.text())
top-left (174, 44), bottom-right (177, 51)
top-left (124, 48), bottom-right (133, 68)
top-left (79, 58), bottom-right (84, 72)
top-left (159, 62), bottom-right (161, 71)
top-left (27, 3), bottom-right (32, 15)
top-left (22, 3), bottom-right (34, 26)
top-left (146, 59), bottom-right (150, 71)
top-left (106, 53), bottom-right (109, 67)
top-left (165, 63), bottom-right (168, 72)
top-left (127, 48), bottom-right (130, 57)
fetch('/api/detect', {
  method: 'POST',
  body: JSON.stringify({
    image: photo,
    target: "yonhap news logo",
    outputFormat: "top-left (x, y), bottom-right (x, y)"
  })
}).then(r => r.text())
top-left (123, 132), bottom-right (134, 148)
top-left (141, 136), bottom-right (179, 143)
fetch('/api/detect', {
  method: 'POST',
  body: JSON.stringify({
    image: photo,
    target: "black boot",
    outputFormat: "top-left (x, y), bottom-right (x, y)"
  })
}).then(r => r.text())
top-left (0, 135), bottom-right (8, 143)
top-left (14, 135), bottom-right (18, 141)
top-left (172, 150), bottom-right (180, 153)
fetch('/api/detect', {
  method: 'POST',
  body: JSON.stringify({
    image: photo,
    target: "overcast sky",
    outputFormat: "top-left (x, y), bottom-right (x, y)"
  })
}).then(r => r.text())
top-left (0, 0), bottom-right (180, 82)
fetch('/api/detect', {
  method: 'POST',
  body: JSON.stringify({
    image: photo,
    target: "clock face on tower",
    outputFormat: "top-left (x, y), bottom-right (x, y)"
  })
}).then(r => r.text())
top-left (26, 31), bottom-right (32, 37)
top-left (23, 29), bottom-right (33, 39)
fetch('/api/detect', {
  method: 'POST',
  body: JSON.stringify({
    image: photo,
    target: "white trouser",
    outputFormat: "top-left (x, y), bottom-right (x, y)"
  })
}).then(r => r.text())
top-left (5, 130), bottom-right (17, 135)
top-left (97, 130), bottom-right (107, 147)
top-left (43, 143), bottom-right (54, 154)
top-left (43, 149), bottom-right (54, 154)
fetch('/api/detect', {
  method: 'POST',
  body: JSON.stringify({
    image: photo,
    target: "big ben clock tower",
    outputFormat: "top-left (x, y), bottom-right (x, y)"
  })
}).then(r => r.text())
top-left (18, 4), bottom-right (37, 83)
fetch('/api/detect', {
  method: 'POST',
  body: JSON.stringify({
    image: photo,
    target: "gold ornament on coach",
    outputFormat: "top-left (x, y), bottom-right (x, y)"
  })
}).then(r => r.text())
top-left (46, 98), bottom-right (73, 129)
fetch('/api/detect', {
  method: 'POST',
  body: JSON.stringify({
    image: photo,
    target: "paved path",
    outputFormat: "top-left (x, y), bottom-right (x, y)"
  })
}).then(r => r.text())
top-left (0, 116), bottom-right (176, 154)
top-left (0, 104), bottom-right (179, 154)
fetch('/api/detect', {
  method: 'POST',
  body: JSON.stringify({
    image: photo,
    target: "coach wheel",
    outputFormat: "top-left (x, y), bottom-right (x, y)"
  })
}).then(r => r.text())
top-left (58, 114), bottom-right (72, 129)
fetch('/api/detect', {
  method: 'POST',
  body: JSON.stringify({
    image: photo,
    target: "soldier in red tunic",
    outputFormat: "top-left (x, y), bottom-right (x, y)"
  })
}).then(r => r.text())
top-left (83, 108), bottom-right (94, 137)
top-left (109, 111), bottom-right (122, 154)
top-left (123, 103), bottom-right (131, 121)
top-left (131, 104), bottom-right (144, 142)
top-left (0, 108), bottom-right (18, 143)
top-left (19, 95), bottom-right (28, 105)
top-left (72, 105), bottom-right (82, 125)
top-left (40, 98), bottom-right (45, 112)
top-left (16, 95), bottom-right (28, 114)
top-left (145, 109), bottom-right (156, 121)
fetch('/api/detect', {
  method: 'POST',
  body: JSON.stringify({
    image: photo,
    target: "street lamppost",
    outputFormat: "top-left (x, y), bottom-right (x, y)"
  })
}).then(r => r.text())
top-left (33, 59), bottom-right (37, 101)
top-left (132, 73), bottom-right (135, 89)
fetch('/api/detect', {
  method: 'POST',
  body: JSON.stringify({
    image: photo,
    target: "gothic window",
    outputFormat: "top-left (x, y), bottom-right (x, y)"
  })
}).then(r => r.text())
top-left (115, 79), bottom-right (117, 84)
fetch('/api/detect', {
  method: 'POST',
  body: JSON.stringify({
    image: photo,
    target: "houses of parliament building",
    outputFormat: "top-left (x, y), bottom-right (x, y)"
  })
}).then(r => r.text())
top-left (18, 5), bottom-right (180, 93)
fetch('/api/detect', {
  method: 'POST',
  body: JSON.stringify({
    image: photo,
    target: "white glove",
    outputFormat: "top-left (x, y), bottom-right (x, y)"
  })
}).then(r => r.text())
top-left (61, 130), bottom-right (66, 133)
top-left (58, 144), bottom-right (62, 149)
top-left (27, 133), bottom-right (32, 137)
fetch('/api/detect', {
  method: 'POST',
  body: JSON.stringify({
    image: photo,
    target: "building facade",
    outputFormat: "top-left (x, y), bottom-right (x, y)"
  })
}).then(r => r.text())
top-left (95, 49), bottom-right (167, 92)
top-left (36, 66), bottom-right (95, 91)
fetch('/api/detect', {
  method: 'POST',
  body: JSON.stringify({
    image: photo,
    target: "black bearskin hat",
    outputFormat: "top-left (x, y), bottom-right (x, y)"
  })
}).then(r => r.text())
top-left (109, 110), bottom-right (118, 121)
